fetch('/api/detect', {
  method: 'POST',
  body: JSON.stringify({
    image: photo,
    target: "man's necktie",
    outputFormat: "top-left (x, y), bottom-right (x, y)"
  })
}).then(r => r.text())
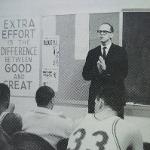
top-left (102, 47), bottom-right (107, 59)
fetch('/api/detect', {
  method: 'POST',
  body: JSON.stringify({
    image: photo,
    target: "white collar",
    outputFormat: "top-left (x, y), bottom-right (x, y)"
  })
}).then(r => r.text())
top-left (32, 106), bottom-right (62, 116)
top-left (101, 42), bottom-right (112, 55)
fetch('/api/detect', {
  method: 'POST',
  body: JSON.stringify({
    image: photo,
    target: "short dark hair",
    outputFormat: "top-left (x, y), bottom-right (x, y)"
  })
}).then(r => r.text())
top-left (101, 22), bottom-right (114, 33)
top-left (1, 113), bottom-right (22, 136)
top-left (96, 85), bottom-right (125, 112)
top-left (35, 86), bottom-right (55, 107)
top-left (0, 83), bottom-right (10, 109)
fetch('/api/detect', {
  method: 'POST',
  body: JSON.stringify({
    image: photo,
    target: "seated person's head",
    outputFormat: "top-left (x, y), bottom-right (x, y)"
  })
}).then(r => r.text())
top-left (12, 132), bottom-right (55, 150)
top-left (95, 85), bottom-right (125, 115)
top-left (35, 86), bottom-right (55, 109)
top-left (0, 83), bottom-right (10, 114)
top-left (0, 127), bottom-right (13, 150)
top-left (1, 113), bottom-right (22, 136)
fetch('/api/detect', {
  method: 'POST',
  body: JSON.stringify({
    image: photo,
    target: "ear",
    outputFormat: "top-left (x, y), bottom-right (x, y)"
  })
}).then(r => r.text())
top-left (110, 33), bottom-right (113, 39)
top-left (95, 97), bottom-right (101, 106)
top-left (95, 97), bottom-right (100, 113)
top-left (95, 97), bottom-right (104, 113)
top-left (100, 98), bottom-right (104, 108)
top-left (46, 101), bottom-right (52, 109)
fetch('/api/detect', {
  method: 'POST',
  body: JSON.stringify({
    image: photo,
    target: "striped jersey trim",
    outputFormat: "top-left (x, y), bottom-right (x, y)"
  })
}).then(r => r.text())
top-left (112, 118), bottom-right (122, 150)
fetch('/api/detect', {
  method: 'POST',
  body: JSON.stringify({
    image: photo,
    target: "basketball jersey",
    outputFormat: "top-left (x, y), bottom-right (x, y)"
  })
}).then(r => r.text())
top-left (67, 115), bottom-right (122, 150)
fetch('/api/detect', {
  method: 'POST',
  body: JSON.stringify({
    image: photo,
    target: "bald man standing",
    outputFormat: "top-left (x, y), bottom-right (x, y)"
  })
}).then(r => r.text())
top-left (82, 23), bottom-right (128, 118)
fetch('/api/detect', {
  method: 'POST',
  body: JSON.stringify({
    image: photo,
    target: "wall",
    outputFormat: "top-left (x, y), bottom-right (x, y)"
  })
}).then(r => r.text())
top-left (0, 0), bottom-right (150, 15)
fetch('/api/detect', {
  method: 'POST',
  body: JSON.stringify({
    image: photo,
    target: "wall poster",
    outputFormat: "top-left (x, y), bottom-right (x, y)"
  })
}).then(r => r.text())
top-left (0, 16), bottom-right (40, 97)
top-left (42, 36), bottom-right (59, 91)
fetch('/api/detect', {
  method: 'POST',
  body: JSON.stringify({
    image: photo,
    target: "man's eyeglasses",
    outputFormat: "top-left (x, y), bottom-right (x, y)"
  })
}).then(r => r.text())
top-left (97, 30), bottom-right (112, 34)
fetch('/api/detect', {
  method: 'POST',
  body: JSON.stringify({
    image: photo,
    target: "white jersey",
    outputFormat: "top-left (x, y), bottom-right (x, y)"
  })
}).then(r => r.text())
top-left (67, 114), bottom-right (143, 150)
top-left (22, 107), bottom-right (74, 149)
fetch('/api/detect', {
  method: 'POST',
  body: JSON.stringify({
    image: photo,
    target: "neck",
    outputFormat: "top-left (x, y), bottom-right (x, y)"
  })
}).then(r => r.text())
top-left (46, 104), bottom-right (53, 110)
top-left (38, 103), bottom-right (53, 110)
top-left (101, 39), bottom-right (112, 46)
top-left (94, 107), bottom-right (117, 121)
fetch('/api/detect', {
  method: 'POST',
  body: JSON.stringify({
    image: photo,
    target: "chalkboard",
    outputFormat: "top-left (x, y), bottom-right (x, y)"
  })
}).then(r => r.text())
top-left (123, 11), bottom-right (150, 105)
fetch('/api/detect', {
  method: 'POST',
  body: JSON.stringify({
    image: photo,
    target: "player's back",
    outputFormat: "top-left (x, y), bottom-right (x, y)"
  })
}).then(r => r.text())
top-left (67, 114), bottom-right (143, 150)
top-left (23, 108), bottom-right (74, 149)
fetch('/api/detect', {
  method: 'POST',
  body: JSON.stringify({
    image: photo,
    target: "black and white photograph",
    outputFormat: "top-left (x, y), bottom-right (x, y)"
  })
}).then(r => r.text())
top-left (0, 0), bottom-right (150, 150)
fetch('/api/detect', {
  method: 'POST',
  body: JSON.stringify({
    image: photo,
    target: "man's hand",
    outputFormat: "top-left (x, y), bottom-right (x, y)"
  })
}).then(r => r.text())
top-left (97, 56), bottom-right (106, 73)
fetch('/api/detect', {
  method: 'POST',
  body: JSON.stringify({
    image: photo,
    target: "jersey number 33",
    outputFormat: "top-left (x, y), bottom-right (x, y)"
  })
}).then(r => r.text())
top-left (67, 128), bottom-right (109, 150)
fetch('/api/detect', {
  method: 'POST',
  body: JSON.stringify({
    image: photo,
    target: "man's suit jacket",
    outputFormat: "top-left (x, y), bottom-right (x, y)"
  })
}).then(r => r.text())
top-left (82, 43), bottom-right (128, 106)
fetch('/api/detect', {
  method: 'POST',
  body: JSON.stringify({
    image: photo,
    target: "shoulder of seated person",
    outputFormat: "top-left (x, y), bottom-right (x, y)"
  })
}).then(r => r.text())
top-left (59, 114), bottom-right (67, 119)
top-left (58, 114), bottom-right (74, 122)
top-left (116, 119), bottom-right (140, 133)
top-left (58, 113), bottom-right (71, 120)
